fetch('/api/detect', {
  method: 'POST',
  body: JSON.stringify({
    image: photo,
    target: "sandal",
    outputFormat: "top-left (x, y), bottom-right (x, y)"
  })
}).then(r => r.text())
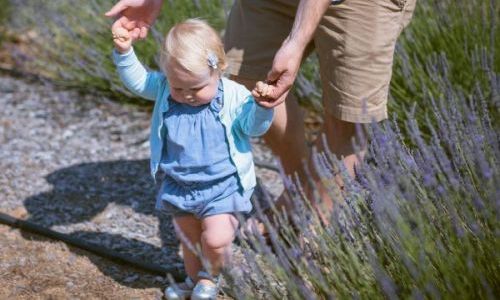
top-left (191, 271), bottom-right (220, 300)
top-left (164, 276), bottom-right (194, 300)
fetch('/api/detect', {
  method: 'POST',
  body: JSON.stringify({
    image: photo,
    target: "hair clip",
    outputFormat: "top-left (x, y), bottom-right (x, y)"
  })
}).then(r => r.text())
top-left (207, 52), bottom-right (218, 69)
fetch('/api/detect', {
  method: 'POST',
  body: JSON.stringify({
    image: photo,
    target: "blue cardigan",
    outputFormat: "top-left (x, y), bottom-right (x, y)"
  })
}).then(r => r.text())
top-left (113, 48), bottom-right (274, 191)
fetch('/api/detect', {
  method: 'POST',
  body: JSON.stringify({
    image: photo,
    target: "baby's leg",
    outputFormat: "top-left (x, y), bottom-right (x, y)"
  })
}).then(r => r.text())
top-left (200, 214), bottom-right (239, 278)
top-left (173, 215), bottom-right (202, 281)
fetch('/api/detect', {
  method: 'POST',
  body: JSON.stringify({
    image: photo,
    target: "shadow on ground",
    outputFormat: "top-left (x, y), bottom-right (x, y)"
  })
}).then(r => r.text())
top-left (21, 159), bottom-right (181, 289)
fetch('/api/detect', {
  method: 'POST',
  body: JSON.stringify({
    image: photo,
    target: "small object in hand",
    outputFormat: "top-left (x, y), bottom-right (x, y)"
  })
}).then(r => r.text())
top-left (255, 81), bottom-right (270, 98)
top-left (112, 27), bottom-right (130, 42)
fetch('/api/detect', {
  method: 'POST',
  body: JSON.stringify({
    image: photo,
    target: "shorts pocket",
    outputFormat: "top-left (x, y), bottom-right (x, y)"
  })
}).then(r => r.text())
top-left (390, 0), bottom-right (406, 10)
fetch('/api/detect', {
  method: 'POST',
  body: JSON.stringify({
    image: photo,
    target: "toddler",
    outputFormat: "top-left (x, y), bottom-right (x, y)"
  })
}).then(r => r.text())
top-left (112, 19), bottom-right (274, 299)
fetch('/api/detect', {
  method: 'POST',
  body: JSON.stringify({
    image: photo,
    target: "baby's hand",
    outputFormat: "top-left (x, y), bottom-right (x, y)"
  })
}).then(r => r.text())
top-left (252, 81), bottom-right (275, 106)
top-left (252, 81), bottom-right (275, 107)
top-left (112, 27), bottom-right (132, 53)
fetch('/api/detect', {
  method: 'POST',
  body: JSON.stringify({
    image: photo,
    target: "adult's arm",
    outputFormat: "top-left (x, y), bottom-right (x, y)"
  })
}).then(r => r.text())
top-left (258, 0), bottom-right (331, 108)
top-left (105, 0), bottom-right (164, 40)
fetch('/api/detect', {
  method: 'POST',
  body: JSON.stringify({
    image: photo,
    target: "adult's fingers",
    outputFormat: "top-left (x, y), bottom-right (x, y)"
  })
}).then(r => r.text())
top-left (266, 70), bottom-right (292, 101)
top-left (111, 17), bottom-right (142, 41)
top-left (255, 99), bottom-right (280, 109)
top-left (252, 91), bottom-right (272, 107)
top-left (268, 85), bottom-right (286, 101)
top-left (104, 1), bottom-right (128, 18)
top-left (130, 28), bottom-right (141, 40)
top-left (137, 21), bottom-right (150, 39)
top-left (138, 26), bottom-right (149, 39)
top-left (104, 2), bottom-right (127, 18)
top-left (266, 66), bottom-right (282, 84)
top-left (122, 19), bottom-right (138, 30)
top-left (111, 16), bottom-right (130, 31)
top-left (255, 93), bottom-right (288, 108)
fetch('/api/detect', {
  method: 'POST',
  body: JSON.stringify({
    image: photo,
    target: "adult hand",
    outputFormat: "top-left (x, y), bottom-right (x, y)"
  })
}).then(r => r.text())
top-left (105, 0), bottom-right (163, 40)
top-left (254, 39), bottom-right (304, 108)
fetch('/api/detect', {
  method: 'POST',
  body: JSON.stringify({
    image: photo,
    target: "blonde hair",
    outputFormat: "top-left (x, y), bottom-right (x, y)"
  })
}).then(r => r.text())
top-left (161, 19), bottom-right (227, 76)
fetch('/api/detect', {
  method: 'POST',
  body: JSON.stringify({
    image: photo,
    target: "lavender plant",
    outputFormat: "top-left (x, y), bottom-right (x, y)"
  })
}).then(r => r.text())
top-left (390, 0), bottom-right (499, 129)
top-left (226, 52), bottom-right (499, 298)
top-left (4, 0), bottom-right (228, 101)
top-left (2, 0), bottom-right (498, 125)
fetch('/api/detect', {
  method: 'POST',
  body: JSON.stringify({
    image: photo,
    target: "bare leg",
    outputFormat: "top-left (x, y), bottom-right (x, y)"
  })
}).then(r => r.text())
top-left (173, 215), bottom-right (202, 281)
top-left (232, 75), bottom-right (337, 224)
top-left (199, 214), bottom-right (239, 286)
top-left (319, 116), bottom-right (366, 180)
top-left (230, 77), bottom-right (366, 224)
top-left (307, 116), bottom-right (367, 222)
top-left (231, 76), bottom-right (332, 216)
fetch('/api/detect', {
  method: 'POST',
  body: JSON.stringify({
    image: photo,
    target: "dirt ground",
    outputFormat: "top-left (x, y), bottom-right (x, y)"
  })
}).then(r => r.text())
top-left (0, 223), bottom-right (166, 300)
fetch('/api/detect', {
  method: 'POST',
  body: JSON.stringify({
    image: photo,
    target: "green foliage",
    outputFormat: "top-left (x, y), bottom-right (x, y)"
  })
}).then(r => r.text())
top-left (5, 0), bottom-right (228, 101)
top-left (0, 0), bottom-right (10, 45)
top-left (124, 0), bottom-right (229, 73)
top-left (390, 0), bottom-right (499, 128)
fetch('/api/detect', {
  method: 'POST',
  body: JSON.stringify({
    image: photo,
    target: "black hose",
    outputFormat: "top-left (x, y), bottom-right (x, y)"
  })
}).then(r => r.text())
top-left (0, 211), bottom-right (185, 281)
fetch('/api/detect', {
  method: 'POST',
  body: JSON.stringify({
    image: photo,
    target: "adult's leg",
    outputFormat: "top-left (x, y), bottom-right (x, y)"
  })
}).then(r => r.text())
top-left (316, 116), bottom-right (366, 183)
top-left (225, 0), bottom-right (316, 213)
top-left (313, 0), bottom-right (418, 188)
top-left (173, 215), bottom-right (202, 281)
top-left (199, 213), bottom-right (239, 285)
top-left (225, 0), bottom-right (306, 175)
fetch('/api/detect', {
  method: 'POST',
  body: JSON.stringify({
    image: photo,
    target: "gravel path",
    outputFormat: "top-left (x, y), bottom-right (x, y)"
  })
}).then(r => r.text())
top-left (0, 74), bottom-right (283, 294)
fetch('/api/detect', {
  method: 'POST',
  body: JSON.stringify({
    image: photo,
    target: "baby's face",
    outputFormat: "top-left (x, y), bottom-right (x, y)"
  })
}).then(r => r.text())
top-left (166, 60), bottom-right (219, 106)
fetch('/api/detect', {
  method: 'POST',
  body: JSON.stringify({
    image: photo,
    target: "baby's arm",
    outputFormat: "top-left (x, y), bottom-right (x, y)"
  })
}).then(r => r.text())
top-left (113, 49), bottom-right (164, 101)
top-left (236, 94), bottom-right (274, 137)
top-left (111, 27), bottom-right (164, 101)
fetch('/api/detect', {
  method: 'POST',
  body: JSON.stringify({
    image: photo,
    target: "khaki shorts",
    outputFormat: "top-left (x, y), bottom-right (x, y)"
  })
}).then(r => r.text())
top-left (224, 0), bottom-right (416, 123)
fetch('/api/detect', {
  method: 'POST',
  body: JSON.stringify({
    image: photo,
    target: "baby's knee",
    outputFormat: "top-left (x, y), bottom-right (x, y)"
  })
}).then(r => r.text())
top-left (201, 229), bottom-right (235, 250)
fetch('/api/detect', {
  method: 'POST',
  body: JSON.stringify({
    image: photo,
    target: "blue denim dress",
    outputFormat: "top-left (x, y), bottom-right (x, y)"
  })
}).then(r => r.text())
top-left (155, 81), bottom-right (253, 218)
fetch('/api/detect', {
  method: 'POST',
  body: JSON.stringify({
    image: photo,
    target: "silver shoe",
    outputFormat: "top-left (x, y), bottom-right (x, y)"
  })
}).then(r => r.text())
top-left (191, 271), bottom-right (220, 300)
top-left (164, 276), bottom-right (194, 300)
